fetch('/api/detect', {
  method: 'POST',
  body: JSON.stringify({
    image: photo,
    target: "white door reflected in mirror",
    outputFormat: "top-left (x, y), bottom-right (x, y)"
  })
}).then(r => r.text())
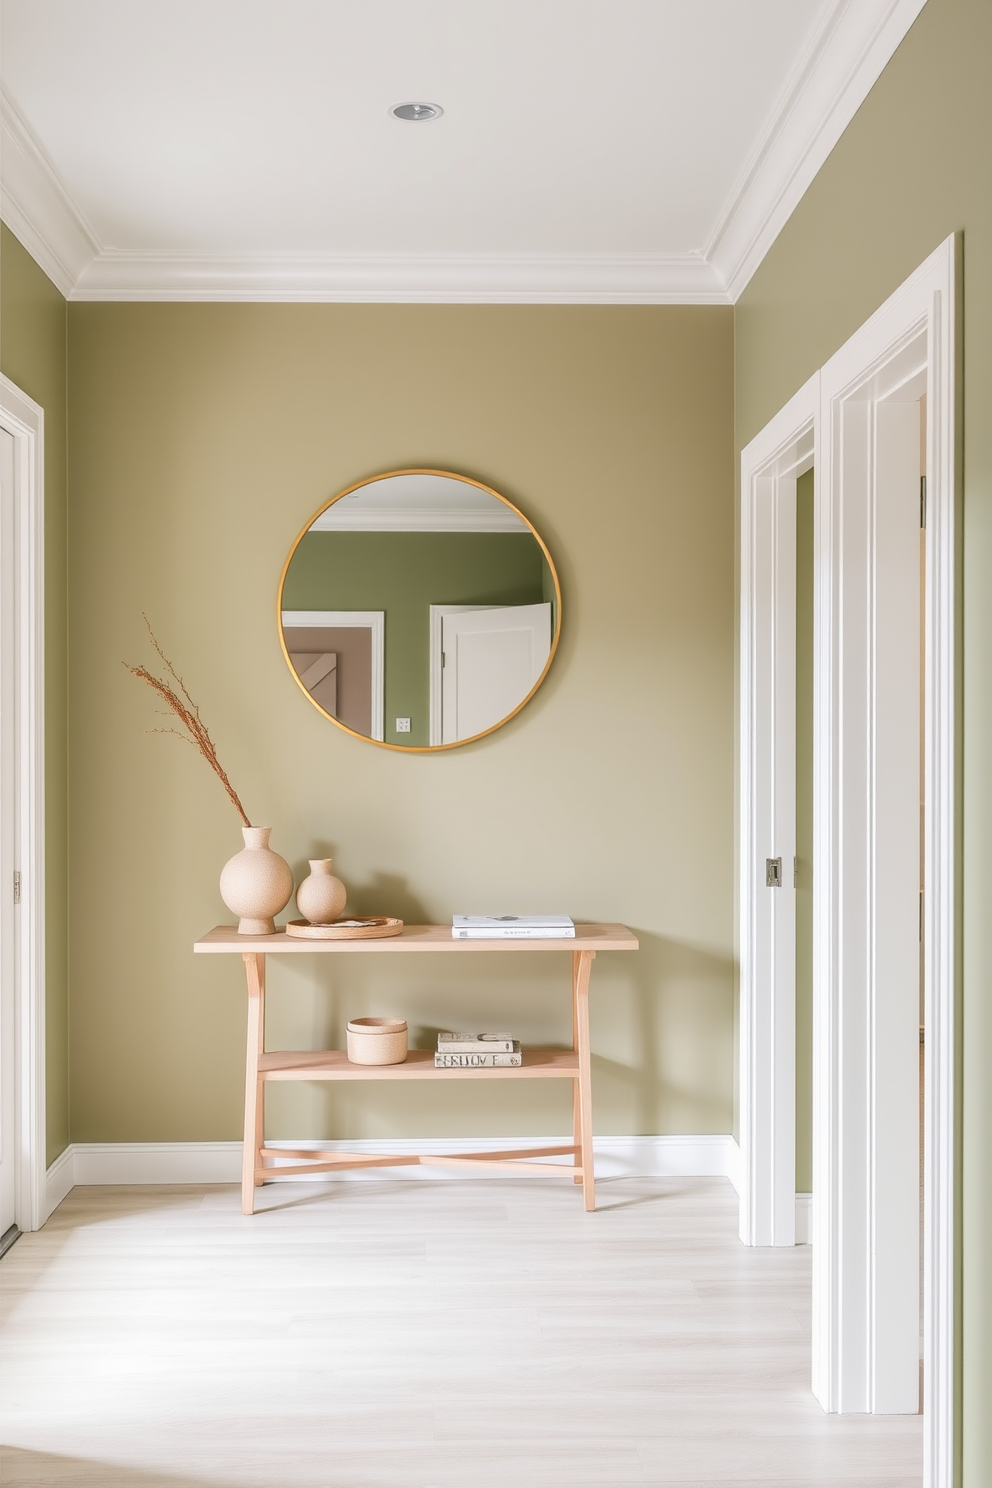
top-left (432, 603), bottom-right (551, 745)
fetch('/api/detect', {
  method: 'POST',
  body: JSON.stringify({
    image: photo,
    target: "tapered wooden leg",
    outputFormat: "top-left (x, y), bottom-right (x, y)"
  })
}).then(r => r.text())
top-left (572, 964), bottom-right (583, 1184)
top-left (242, 953), bottom-right (266, 1215)
top-left (572, 949), bottom-right (596, 1211)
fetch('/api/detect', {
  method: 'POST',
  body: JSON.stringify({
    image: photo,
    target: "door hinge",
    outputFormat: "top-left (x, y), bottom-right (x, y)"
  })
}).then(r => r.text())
top-left (13, 870), bottom-right (21, 904)
top-left (765, 857), bottom-right (782, 888)
top-left (920, 475), bottom-right (927, 529)
top-left (794, 856), bottom-right (799, 888)
top-left (442, 651), bottom-right (447, 668)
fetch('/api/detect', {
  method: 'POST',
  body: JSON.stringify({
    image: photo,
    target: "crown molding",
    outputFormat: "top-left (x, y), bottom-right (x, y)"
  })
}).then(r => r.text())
top-left (0, 90), bottom-right (99, 298)
top-left (0, 0), bottom-right (926, 305)
top-left (68, 247), bottom-right (727, 303)
top-left (707, 0), bottom-right (929, 300)
top-left (310, 506), bottom-right (528, 534)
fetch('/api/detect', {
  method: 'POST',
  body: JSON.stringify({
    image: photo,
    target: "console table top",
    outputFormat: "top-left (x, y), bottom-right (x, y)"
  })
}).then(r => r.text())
top-left (194, 922), bottom-right (638, 954)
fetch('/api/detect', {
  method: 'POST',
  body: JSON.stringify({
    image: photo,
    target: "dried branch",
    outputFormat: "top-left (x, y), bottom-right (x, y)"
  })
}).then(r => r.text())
top-left (124, 616), bottom-right (251, 827)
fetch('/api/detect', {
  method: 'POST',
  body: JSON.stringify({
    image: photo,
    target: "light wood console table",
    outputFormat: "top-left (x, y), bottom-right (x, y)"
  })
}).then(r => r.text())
top-left (194, 922), bottom-right (638, 1214)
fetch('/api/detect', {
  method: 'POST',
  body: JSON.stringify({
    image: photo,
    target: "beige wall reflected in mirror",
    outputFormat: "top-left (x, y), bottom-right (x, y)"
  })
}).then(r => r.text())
top-left (278, 470), bottom-right (561, 750)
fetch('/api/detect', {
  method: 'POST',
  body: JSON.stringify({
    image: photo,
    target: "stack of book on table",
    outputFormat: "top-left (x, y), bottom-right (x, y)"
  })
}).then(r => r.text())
top-left (451, 915), bottom-right (575, 940)
top-left (434, 1032), bottom-right (522, 1068)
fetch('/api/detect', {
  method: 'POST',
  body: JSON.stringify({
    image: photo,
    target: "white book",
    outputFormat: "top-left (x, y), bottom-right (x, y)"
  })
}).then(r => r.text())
top-left (452, 925), bottom-right (575, 940)
top-left (434, 1045), bottom-right (522, 1069)
top-left (454, 915), bottom-right (574, 930)
top-left (452, 915), bottom-right (575, 940)
top-left (437, 1032), bottom-right (516, 1052)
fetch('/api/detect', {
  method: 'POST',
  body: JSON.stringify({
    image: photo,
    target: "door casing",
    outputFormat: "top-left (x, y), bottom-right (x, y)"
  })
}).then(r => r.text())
top-left (0, 373), bottom-right (46, 1233)
top-left (738, 235), bottom-right (959, 1485)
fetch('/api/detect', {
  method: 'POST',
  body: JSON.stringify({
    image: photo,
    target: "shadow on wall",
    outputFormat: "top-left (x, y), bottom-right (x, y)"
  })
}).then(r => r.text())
top-left (288, 845), bottom-right (433, 926)
top-left (592, 930), bottom-right (736, 1135)
top-left (0, 1448), bottom-right (234, 1487)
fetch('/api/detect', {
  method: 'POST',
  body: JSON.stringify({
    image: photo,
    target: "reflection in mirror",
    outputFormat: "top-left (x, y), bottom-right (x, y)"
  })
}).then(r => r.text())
top-left (279, 471), bottom-right (560, 750)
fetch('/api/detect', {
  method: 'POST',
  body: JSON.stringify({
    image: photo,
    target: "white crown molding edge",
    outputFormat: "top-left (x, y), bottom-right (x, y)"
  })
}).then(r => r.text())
top-left (309, 508), bottom-right (528, 534)
top-left (1, 0), bottom-right (924, 305)
top-left (68, 249), bottom-right (727, 304)
top-left (708, 0), bottom-right (928, 300)
top-left (0, 90), bottom-right (99, 298)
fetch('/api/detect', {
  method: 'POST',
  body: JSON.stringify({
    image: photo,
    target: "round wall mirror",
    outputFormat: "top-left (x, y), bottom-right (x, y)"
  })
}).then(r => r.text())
top-left (277, 469), bottom-right (562, 751)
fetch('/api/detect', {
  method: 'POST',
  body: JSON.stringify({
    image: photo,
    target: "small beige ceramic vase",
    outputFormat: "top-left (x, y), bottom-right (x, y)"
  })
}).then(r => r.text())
top-left (219, 826), bottom-right (294, 935)
top-left (296, 858), bottom-right (347, 925)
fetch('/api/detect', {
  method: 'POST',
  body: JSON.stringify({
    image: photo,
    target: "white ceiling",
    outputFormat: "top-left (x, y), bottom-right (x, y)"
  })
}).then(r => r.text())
top-left (0, 0), bottom-right (925, 303)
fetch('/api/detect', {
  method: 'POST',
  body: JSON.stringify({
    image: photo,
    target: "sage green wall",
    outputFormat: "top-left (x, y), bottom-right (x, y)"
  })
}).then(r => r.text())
top-left (67, 302), bottom-right (735, 1147)
top-left (284, 530), bottom-right (546, 746)
top-left (735, 0), bottom-right (988, 1477)
top-left (795, 469), bottom-right (813, 1195)
top-left (0, 225), bottom-right (69, 1167)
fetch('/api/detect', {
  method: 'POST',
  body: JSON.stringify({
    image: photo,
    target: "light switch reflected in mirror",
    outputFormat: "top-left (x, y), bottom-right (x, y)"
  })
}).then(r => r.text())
top-left (277, 470), bottom-right (562, 750)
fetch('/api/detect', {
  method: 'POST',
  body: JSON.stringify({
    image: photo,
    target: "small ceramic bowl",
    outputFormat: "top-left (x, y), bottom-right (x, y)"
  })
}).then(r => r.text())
top-left (346, 1017), bottom-right (408, 1065)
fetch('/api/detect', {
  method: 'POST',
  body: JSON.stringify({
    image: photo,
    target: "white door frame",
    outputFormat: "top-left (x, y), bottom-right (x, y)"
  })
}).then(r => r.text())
top-left (0, 374), bottom-right (46, 1233)
top-left (738, 373), bottom-right (817, 1249)
top-left (280, 610), bottom-right (385, 741)
top-left (738, 235), bottom-right (958, 1483)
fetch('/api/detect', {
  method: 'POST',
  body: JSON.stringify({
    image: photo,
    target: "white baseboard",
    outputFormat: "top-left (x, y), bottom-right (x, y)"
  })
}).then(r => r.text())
top-left (70, 1141), bottom-right (244, 1186)
top-left (48, 1134), bottom-right (740, 1190)
top-left (43, 1144), bottom-right (76, 1222)
top-left (795, 1191), bottom-right (813, 1245)
top-left (725, 1136), bottom-right (743, 1197)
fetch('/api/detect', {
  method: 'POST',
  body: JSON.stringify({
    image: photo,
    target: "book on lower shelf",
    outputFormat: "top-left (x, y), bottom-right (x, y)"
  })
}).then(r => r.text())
top-left (452, 915), bottom-right (575, 940)
top-left (437, 1031), bottom-right (516, 1052)
top-left (434, 1042), bottom-right (522, 1068)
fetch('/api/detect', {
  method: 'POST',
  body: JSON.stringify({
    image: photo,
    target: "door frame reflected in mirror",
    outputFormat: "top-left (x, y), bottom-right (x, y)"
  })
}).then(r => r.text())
top-left (276, 468), bottom-right (562, 752)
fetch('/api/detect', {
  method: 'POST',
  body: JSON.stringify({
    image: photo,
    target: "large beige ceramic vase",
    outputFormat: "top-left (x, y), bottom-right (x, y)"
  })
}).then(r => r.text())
top-left (296, 859), bottom-right (347, 925)
top-left (219, 826), bottom-right (294, 935)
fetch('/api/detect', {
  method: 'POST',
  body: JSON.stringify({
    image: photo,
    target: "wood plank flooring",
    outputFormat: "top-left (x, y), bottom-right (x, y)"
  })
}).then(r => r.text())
top-left (0, 1178), bottom-right (922, 1486)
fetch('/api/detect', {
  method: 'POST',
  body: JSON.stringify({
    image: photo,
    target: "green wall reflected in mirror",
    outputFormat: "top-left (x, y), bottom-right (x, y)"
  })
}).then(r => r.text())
top-left (278, 470), bottom-right (561, 750)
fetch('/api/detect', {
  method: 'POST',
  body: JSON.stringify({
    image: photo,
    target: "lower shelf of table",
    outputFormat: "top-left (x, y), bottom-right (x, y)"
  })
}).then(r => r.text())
top-left (258, 1047), bottom-right (579, 1080)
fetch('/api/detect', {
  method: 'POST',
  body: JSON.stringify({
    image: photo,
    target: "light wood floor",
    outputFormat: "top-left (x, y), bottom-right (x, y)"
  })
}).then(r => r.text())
top-left (0, 1178), bottom-right (922, 1486)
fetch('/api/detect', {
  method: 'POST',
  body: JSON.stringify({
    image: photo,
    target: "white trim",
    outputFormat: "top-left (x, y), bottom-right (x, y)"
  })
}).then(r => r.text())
top-left (710, 0), bottom-right (929, 300)
top-left (428, 605), bottom-right (491, 747)
top-left (43, 1143), bottom-right (74, 1219)
top-left (812, 239), bottom-right (957, 1468)
top-left (795, 1192), bottom-right (813, 1245)
top-left (47, 1135), bottom-right (744, 1188)
top-left (0, 90), bottom-right (99, 298)
top-left (738, 373), bottom-right (817, 1248)
top-left (281, 610), bottom-right (384, 742)
top-left (310, 506), bottom-right (528, 534)
top-left (0, 376), bottom-right (46, 1235)
top-left (739, 237), bottom-right (957, 1478)
top-left (70, 250), bottom-right (727, 305)
top-left (0, 3), bottom-right (925, 304)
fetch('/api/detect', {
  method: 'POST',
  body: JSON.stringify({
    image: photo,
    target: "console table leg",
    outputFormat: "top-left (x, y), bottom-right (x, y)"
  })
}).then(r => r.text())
top-left (572, 974), bottom-right (582, 1185)
top-left (572, 949), bottom-right (596, 1211)
top-left (242, 953), bottom-right (266, 1215)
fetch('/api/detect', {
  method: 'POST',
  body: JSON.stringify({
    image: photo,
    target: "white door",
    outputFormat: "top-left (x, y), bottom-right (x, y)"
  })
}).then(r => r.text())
top-left (440, 603), bottom-right (551, 743)
top-left (0, 427), bottom-right (16, 1241)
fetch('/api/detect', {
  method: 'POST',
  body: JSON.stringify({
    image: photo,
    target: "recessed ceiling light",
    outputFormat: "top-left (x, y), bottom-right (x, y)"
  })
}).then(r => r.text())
top-left (390, 102), bottom-right (443, 123)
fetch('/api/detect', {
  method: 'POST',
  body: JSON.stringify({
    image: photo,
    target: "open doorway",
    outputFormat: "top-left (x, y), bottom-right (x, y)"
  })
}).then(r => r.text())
top-left (738, 236), bottom-right (958, 1487)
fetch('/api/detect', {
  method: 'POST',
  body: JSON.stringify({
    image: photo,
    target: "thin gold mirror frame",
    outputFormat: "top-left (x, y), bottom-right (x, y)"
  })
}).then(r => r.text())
top-left (276, 468), bottom-right (563, 753)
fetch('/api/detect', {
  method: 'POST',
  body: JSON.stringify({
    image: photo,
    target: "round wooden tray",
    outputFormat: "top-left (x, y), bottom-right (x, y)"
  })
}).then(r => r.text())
top-left (284, 917), bottom-right (404, 941)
